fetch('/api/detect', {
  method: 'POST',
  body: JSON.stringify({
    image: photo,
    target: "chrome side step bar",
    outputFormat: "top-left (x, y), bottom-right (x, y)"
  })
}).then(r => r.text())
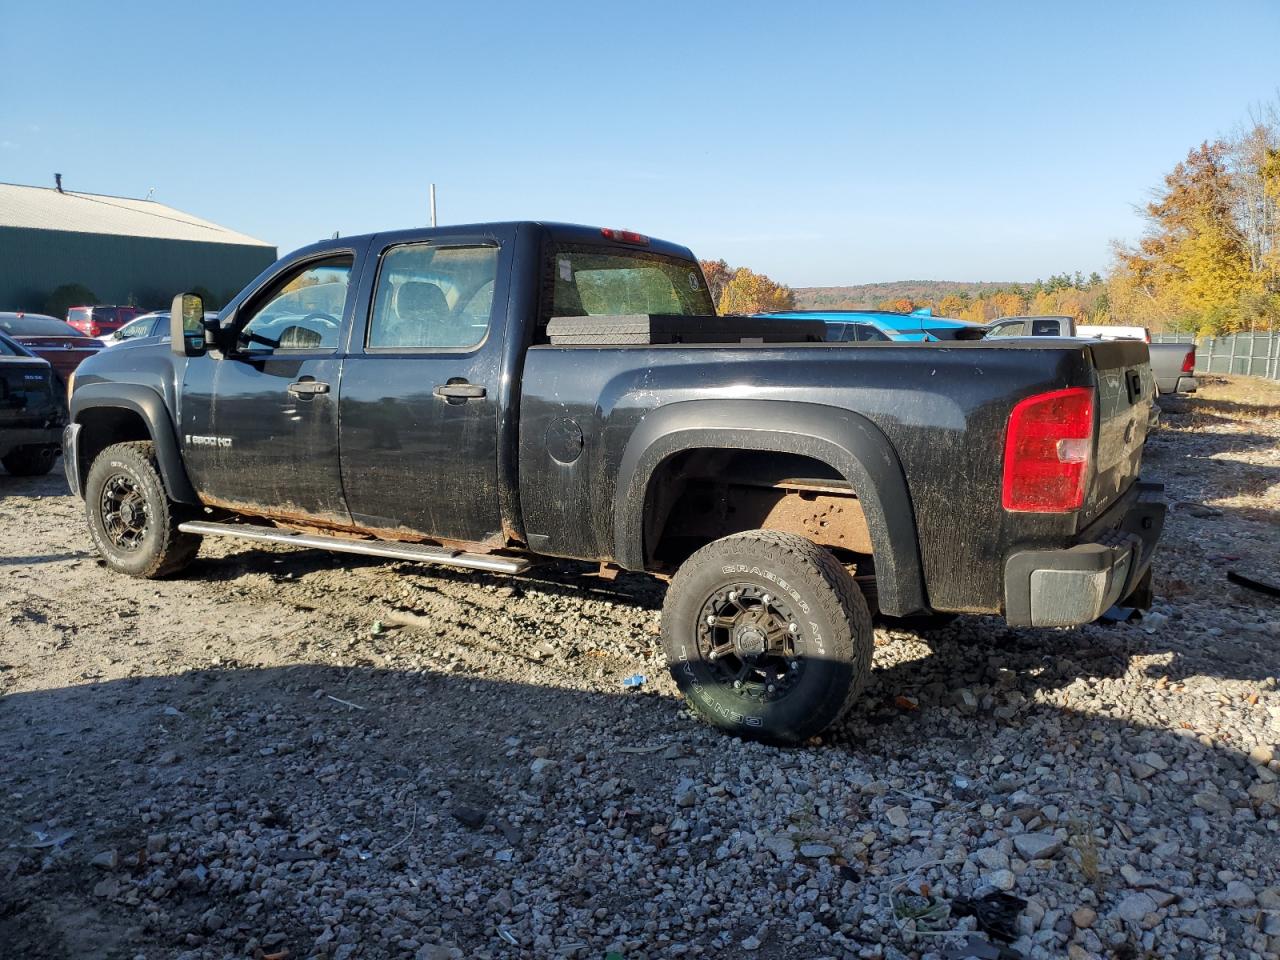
top-left (177, 520), bottom-right (532, 574)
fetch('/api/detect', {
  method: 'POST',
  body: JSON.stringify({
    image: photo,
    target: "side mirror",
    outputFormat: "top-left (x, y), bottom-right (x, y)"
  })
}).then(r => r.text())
top-left (170, 293), bottom-right (206, 357)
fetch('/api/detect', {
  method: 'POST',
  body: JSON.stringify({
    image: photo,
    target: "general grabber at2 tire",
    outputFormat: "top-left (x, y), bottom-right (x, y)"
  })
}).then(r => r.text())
top-left (84, 441), bottom-right (201, 578)
top-left (661, 530), bottom-right (873, 745)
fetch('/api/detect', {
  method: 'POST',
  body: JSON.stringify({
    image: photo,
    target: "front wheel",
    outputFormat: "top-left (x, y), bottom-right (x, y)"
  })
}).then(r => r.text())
top-left (85, 441), bottom-right (201, 577)
top-left (661, 530), bottom-right (873, 745)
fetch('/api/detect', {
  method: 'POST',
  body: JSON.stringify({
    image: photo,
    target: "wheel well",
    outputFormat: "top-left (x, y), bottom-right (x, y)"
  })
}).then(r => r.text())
top-left (75, 407), bottom-right (152, 487)
top-left (642, 449), bottom-right (875, 571)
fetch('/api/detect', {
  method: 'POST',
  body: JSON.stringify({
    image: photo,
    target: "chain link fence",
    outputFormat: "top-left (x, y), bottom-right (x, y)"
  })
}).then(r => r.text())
top-left (1150, 332), bottom-right (1280, 381)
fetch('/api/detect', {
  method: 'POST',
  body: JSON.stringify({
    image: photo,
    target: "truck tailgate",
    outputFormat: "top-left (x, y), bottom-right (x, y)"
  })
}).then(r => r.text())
top-left (1084, 339), bottom-right (1154, 526)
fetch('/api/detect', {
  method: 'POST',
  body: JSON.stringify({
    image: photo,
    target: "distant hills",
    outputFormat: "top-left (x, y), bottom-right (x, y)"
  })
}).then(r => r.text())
top-left (793, 281), bottom-right (1023, 310)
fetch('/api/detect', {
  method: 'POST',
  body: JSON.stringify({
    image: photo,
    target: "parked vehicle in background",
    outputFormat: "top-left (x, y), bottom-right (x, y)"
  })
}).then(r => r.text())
top-left (980, 317), bottom-right (1196, 395)
top-left (99, 311), bottom-right (216, 346)
top-left (0, 313), bottom-right (104, 385)
top-left (66, 305), bottom-right (144, 339)
top-left (1077, 324), bottom-right (1151, 343)
top-left (63, 221), bottom-right (1165, 744)
top-left (99, 313), bottom-right (166, 346)
top-left (985, 315), bottom-right (1076, 338)
top-left (1147, 342), bottom-right (1197, 394)
top-left (0, 331), bottom-right (66, 475)
top-left (760, 309), bottom-right (983, 341)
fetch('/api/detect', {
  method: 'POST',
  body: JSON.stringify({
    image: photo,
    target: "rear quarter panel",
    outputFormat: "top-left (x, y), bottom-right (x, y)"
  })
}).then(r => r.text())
top-left (519, 341), bottom-right (1102, 613)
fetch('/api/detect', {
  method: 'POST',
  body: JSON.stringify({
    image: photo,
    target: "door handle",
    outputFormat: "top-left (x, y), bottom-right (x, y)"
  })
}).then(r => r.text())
top-left (433, 382), bottom-right (486, 400)
top-left (288, 379), bottom-right (330, 396)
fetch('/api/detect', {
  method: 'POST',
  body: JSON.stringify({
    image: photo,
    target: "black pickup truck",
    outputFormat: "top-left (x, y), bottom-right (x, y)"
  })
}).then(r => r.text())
top-left (63, 222), bottom-right (1165, 743)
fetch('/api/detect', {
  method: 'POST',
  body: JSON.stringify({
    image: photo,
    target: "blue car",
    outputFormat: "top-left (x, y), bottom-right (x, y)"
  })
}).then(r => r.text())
top-left (758, 308), bottom-right (982, 342)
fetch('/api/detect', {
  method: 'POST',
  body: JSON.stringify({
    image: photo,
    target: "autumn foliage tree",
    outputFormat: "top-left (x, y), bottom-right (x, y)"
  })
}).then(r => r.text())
top-left (699, 259), bottom-right (795, 314)
top-left (1108, 101), bottom-right (1280, 334)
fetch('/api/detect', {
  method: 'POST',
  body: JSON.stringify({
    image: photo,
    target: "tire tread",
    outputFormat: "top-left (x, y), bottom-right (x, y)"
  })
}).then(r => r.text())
top-left (662, 530), bottom-right (873, 742)
top-left (85, 441), bottom-right (200, 578)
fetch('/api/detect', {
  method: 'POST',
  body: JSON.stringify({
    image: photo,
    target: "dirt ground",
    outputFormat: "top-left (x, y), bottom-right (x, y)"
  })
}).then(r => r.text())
top-left (2, 376), bottom-right (1278, 960)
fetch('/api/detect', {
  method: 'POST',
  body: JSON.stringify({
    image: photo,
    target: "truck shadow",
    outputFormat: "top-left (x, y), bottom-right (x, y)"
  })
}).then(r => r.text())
top-left (191, 547), bottom-right (669, 611)
top-left (1, 655), bottom-right (1276, 959)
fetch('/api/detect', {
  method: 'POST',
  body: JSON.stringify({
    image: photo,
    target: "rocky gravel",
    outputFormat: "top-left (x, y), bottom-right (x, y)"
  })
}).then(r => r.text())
top-left (2, 375), bottom-right (1279, 960)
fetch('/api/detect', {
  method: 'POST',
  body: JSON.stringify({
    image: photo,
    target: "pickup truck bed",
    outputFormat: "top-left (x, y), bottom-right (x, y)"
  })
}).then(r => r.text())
top-left (61, 221), bottom-right (1166, 744)
top-left (519, 336), bottom-right (1157, 618)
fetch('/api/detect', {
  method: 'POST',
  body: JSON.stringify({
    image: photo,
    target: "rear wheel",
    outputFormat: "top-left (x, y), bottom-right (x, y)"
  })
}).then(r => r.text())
top-left (1, 444), bottom-right (58, 476)
top-left (661, 530), bottom-right (873, 744)
top-left (85, 441), bottom-right (201, 577)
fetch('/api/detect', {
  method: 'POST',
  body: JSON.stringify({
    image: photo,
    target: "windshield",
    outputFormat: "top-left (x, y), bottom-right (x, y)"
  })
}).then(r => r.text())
top-left (544, 244), bottom-right (714, 321)
top-left (0, 315), bottom-right (82, 337)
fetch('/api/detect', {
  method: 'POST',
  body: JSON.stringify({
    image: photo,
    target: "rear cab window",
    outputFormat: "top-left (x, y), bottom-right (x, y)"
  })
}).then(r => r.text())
top-left (0, 316), bottom-right (81, 337)
top-left (540, 244), bottom-right (714, 339)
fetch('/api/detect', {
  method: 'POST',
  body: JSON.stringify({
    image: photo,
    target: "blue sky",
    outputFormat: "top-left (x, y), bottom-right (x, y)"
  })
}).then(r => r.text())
top-left (2, 0), bottom-right (1277, 286)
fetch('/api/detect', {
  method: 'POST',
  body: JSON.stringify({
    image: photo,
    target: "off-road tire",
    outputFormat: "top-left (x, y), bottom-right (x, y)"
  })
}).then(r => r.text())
top-left (1, 444), bottom-right (58, 476)
top-left (661, 530), bottom-right (873, 744)
top-left (85, 441), bottom-right (201, 578)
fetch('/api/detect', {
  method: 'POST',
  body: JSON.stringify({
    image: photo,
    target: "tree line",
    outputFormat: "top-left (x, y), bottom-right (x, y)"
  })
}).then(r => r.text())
top-left (698, 259), bottom-right (796, 314)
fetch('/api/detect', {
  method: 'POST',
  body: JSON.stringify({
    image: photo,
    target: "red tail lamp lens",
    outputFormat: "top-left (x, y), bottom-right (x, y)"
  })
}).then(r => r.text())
top-left (1002, 387), bottom-right (1095, 512)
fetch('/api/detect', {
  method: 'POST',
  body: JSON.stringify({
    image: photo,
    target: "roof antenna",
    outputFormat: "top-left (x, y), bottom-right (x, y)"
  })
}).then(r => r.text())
top-left (54, 173), bottom-right (63, 193)
top-left (145, 187), bottom-right (155, 201)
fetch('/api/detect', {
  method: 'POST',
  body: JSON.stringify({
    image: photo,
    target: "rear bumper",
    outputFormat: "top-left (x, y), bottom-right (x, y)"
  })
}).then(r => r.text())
top-left (1004, 481), bottom-right (1166, 627)
top-left (62, 423), bottom-right (82, 497)
top-left (0, 424), bottom-right (64, 458)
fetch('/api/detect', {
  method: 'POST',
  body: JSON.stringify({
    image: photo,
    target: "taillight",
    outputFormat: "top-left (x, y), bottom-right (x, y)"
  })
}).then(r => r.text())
top-left (1181, 349), bottom-right (1195, 374)
top-left (1002, 386), bottom-right (1095, 513)
top-left (601, 227), bottom-right (649, 245)
top-left (87, 322), bottom-right (99, 338)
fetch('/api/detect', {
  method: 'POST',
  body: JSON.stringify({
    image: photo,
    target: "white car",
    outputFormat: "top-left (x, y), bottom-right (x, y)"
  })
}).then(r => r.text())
top-left (99, 311), bottom-right (217, 346)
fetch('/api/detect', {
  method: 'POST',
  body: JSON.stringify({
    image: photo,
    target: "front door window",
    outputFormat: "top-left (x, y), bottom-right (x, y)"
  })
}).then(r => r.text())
top-left (237, 257), bottom-right (352, 354)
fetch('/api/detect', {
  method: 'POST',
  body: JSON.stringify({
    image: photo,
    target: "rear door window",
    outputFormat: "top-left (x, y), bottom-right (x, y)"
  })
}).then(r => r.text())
top-left (367, 244), bottom-right (500, 350)
top-left (115, 318), bottom-right (153, 340)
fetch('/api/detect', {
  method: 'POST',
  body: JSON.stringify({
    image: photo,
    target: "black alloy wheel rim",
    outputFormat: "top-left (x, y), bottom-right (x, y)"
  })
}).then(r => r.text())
top-left (696, 583), bottom-right (805, 701)
top-left (100, 474), bottom-right (149, 551)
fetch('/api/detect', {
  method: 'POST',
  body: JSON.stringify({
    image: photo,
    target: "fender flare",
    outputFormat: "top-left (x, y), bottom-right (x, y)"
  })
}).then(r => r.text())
top-left (614, 399), bottom-right (927, 616)
top-left (70, 382), bottom-right (200, 504)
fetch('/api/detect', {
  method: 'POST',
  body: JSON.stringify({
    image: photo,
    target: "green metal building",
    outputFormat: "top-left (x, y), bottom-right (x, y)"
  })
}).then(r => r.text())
top-left (0, 181), bottom-right (277, 312)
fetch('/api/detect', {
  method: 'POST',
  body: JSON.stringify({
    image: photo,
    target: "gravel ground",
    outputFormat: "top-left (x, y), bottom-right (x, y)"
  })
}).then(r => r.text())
top-left (2, 375), bottom-right (1278, 960)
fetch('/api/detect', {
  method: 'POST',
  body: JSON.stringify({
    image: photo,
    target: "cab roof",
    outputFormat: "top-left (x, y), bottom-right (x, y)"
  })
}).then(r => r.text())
top-left (290, 221), bottom-right (699, 263)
